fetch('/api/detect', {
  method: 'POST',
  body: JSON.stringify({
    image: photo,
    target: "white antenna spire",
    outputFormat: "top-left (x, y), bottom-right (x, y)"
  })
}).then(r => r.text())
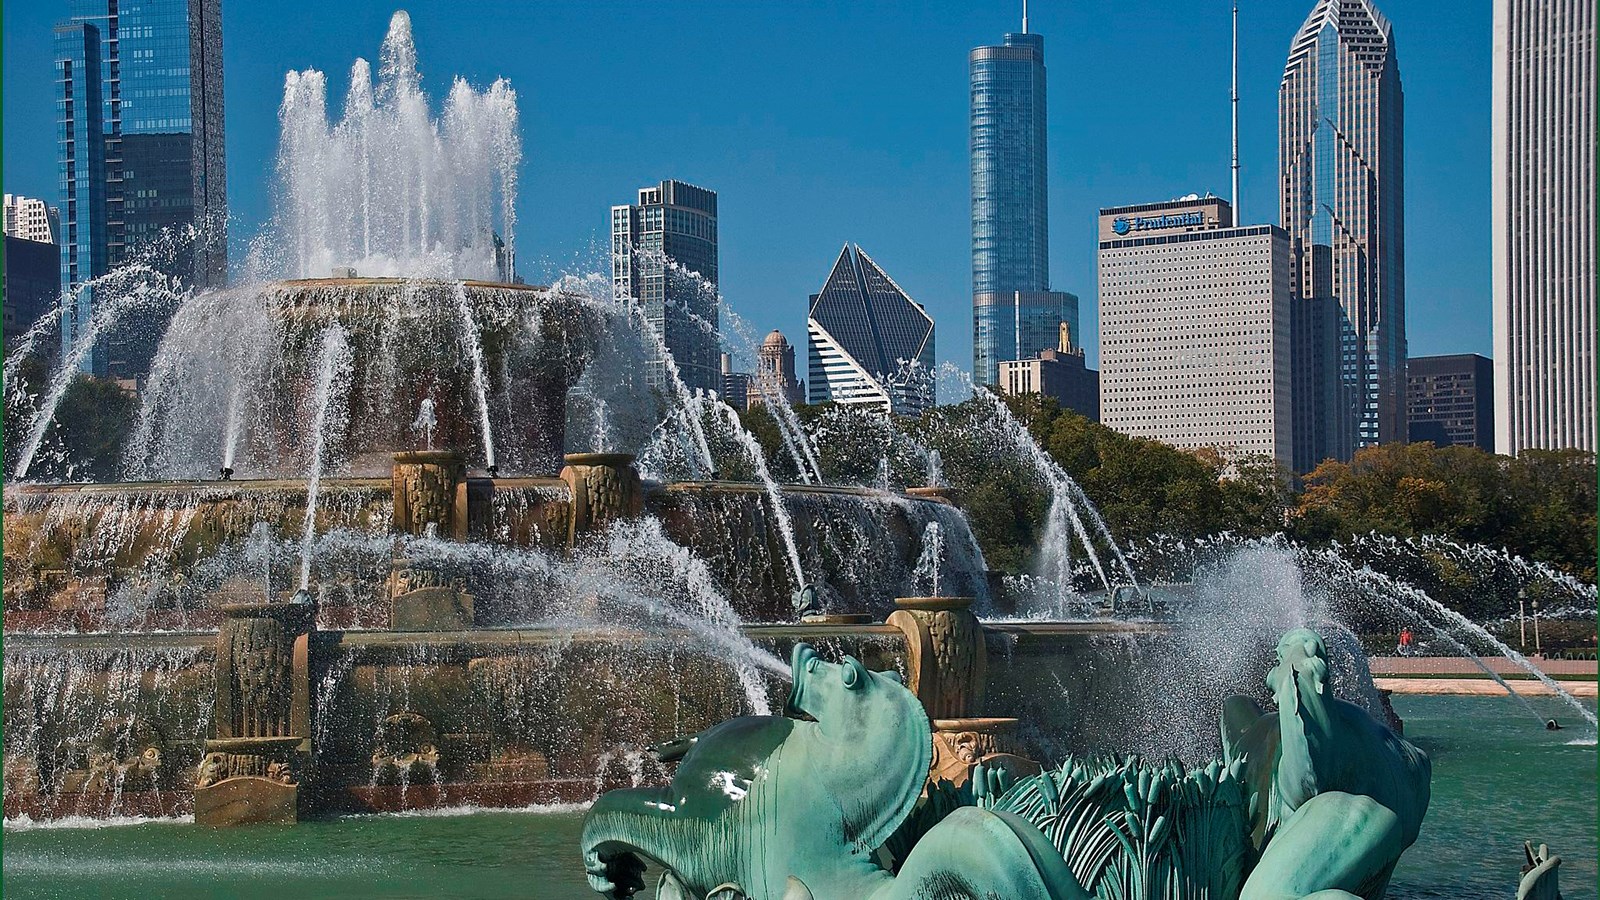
top-left (1022, 0), bottom-right (1030, 34)
top-left (1231, 1), bottom-right (1241, 221)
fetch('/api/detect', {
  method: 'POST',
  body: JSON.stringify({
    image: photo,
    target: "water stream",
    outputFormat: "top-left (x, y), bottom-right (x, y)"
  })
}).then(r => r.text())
top-left (707, 396), bottom-right (806, 592)
top-left (12, 270), bottom-right (185, 480)
top-left (450, 282), bottom-right (497, 470)
top-left (299, 326), bottom-right (355, 589)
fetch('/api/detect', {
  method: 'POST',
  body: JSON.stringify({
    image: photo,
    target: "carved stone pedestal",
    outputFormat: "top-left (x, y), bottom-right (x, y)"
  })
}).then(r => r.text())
top-left (194, 600), bottom-right (316, 827)
top-left (889, 596), bottom-right (1036, 788)
top-left (887, 596), bottom-right (985, 720)
top-left (928, 717), bottom-right (1036, 787)
top-left (559, 453), bottom-right (643, 545)
top-left (388, 560), bottom-right (474, 631)
top-left (392, 450), bottom-right (466, 538)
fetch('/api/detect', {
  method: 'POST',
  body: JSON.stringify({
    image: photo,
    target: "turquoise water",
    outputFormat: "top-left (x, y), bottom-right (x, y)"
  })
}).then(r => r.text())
top-left (4, 694), bottom-right (1594, 899)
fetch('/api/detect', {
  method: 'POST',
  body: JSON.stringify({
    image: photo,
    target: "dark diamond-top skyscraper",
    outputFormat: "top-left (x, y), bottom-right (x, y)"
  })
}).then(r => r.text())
top-left (807, 244), bottom-right (935, 415)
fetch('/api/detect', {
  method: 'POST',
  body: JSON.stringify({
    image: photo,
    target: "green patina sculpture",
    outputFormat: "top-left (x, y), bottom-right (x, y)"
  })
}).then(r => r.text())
top-left (1224, 628), bottom-right (1431, 900)
top-left (580, 629), bottom-right (1432, 900)
top-left (581, 643), bottom-right (1084, 900)
top-left (1517, 842), bottom-right (1562, 900)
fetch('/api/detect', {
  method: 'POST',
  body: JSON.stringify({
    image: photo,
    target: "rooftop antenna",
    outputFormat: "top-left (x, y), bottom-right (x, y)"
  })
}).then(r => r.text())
top-left (1022, 0), bottom-right (1029, 33)
top-left (1231, 1), bottom-right (1241, 220)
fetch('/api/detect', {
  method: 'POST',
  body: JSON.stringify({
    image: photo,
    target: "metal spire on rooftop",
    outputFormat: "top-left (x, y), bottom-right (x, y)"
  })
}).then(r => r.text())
top-left (1231, 2), bottom-right (1241, 220)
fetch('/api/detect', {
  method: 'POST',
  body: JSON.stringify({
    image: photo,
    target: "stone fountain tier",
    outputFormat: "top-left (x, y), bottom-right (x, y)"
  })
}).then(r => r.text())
top-left (137, 278), bottom-right (610, 481)
top-left (0, 620), bottom-right (1165, 821)
top-left (3, 463), bottom-right (980, 632)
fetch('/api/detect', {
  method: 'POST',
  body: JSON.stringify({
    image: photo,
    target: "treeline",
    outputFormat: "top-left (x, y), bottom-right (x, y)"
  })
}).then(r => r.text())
top-left (742, 394), bottom-right (1596, 584)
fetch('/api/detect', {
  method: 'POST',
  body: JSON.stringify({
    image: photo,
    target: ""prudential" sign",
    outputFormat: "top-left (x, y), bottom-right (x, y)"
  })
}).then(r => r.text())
top-left (1111, 209), bottom-right (1206, 235)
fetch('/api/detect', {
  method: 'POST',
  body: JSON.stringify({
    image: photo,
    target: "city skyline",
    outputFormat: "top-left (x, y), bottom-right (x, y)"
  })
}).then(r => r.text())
top-left (3, 1), bottom-right (1496, 380)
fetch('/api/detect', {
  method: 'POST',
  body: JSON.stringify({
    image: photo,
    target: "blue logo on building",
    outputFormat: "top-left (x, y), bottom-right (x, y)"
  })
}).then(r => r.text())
top-left (1110, 210), bottom-right (1206, 236)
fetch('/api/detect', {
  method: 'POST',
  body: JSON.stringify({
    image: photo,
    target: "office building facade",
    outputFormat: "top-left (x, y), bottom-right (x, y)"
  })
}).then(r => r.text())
top-left (5, 195), bottom-right (60, 244)
top-left (719, 352), bottom-right (750, 410)
top-left (5, 236), bottom-right (62, 357)
top-left (55, 0), bottom-right (227, 377)
top-left (1280, 0), bottom-right (1406, 454)
top-left (1407, 354), bottom-right (1494, 452)
top-left (1098, 197), bottom-right (1296, 466)
top-left (611, 180), bottom-right (720, 395)
top-left (999, 322), bottom-right (1099, 421)
top-left (1492, 0), bottom-right (1595, 454)
top-left (971, 29), bottom-right (1057, 386)
top-left (807, 244), bottom-right (934, 416)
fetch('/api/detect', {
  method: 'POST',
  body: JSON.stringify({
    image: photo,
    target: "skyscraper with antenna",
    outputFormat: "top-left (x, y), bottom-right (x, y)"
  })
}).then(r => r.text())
top-left (969, 5), bottom-right (1075, 387)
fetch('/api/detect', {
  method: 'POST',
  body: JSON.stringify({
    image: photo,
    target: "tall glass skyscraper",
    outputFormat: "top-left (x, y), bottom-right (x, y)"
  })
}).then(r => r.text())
top-left (55, 0), bottom-right (227, 377)
top-left (55, 22), bottom-right (108, 370)
top-left (1279, 0), bottom-right (1406, 457)
top-left (970, 29), bottom-right (1060, 387)
top-left (611, 180), bottom-right (720, 395)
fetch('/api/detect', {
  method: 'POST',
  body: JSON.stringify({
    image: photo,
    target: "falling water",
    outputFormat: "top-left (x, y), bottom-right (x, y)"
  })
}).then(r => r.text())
top-left (926, 449), bottom-right (944, 487)
top-left (913, 521), bottom-right (944, 596)
top-left (718, 304), bottom-right (823, 484)
top-left (411, 397), bottom-right (438, 450)
top-left (616, 305), bottom-right (715, 477)
top-left (752, 376), bottom-right (820, 484)
top-left (944, 364), bottom-right (1123, 592)
top-left (12, 270), bottom-right (184, 480)
top-left (220, 383), bottom-right (246, 472)
top-left (707, 397), bottom-right (806, 591)
top-left (274, 11), bottom-right (519, 279)
top-left (451, 282), bottom-right (496, 469)
top-left (300, 326), bottom-right (354, 589)
top-left (1325, 552), bottom-right (1597, 731)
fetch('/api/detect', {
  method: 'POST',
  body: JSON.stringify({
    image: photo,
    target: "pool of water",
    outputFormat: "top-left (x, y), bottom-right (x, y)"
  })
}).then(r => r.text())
top-left (4, 694), bottom-right (1593, 899)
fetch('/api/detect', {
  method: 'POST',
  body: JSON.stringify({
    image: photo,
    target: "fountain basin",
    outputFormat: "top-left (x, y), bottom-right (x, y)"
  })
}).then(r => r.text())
top-left (1, 621), bottom-right (1161, 821)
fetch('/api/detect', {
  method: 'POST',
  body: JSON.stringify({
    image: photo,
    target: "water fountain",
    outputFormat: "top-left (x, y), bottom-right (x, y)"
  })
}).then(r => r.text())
top-left (2, 18), bottom-right (1591, 900)
top-left (0, 14), bottom-right (1022, 825)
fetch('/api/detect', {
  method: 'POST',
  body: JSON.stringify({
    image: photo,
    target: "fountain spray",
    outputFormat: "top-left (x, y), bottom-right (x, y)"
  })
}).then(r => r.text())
top-left (299, 325), bottom-right (354, 590)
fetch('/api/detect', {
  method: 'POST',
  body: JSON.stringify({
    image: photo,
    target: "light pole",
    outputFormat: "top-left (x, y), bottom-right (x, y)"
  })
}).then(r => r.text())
top-left (1531, 598), bottom-right (1542, 657)
top-left (1519, 589), bottom-right (1528, 649)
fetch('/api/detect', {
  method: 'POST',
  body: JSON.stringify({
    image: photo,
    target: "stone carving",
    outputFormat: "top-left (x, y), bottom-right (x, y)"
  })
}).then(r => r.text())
top-left (887, 596), bottom-right (985, 721)
top-left (196, 751), bottom-right (296, 788)
top-left (927, 718), bottom-right (1033, 788)
top-left (560, 453), bottom-right (642, 545)
top-left (371, 712), bottom-right (442, 783)
top-left (580, 630), bottom-right (1433, 900)
top-left (392, 450), bottom-right (466, 537)
top-left (227, 616), bottom-right (292, 739)
top-left (196, 598), bottom-right (317, 826)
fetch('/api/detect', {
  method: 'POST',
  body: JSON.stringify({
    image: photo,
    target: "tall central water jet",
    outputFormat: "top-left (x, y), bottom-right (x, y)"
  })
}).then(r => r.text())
top-left (276, 11), bottom-right (520, 280)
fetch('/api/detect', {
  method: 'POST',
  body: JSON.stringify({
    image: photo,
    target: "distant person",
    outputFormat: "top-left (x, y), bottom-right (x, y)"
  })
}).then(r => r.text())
top-left (1398, 627), bottom-right (1415, 656)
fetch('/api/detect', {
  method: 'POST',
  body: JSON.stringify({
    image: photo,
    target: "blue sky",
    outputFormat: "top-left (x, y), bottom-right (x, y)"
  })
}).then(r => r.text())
top-left (3, 0), bottom-right (1493, 373)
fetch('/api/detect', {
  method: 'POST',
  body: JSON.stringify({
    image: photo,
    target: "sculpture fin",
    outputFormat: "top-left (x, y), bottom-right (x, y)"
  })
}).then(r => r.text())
top-left (649, 733), bottom-right (701, 763)
top-left (781, 875), bottom-right (815, 900)
top-left (1221, 695), bottom-right (1266, 763)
